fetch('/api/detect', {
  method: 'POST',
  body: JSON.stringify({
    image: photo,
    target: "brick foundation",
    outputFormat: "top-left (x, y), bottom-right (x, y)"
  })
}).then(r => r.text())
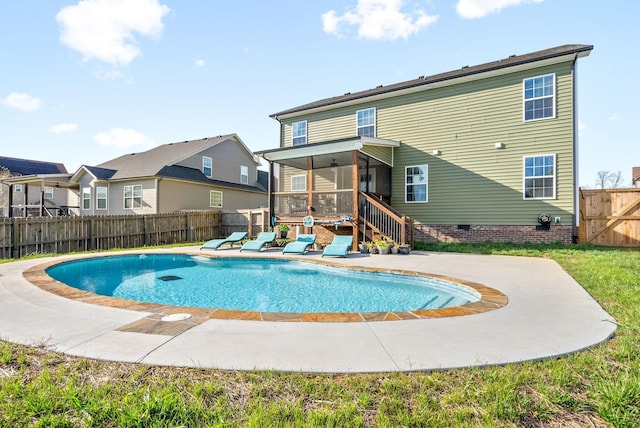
top-left (413, 224), bottom-right (574, 245)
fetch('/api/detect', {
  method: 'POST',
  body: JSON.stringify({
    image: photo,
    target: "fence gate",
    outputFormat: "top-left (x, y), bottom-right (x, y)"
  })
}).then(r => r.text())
top-left (579, 188), bottom-right (640, 247)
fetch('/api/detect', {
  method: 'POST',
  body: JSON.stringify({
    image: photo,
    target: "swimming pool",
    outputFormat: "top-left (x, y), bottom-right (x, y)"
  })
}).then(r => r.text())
top-left (45, 254), bottom-right (480, 313)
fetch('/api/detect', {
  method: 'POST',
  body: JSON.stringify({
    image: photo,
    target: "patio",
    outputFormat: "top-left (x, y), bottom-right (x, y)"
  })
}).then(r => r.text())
top-left (0, 247), bottom-right (616, 373)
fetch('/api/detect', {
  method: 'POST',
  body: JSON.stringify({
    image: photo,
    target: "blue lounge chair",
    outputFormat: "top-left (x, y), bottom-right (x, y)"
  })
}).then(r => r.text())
top-left (201, 231), bottom-right (247, 250)
top-left (240, 231), bottom-right (277, 252)
top-left (282, 234), bottom-right (316, 255)
top-left (322, 235), bottom-right (353, 257)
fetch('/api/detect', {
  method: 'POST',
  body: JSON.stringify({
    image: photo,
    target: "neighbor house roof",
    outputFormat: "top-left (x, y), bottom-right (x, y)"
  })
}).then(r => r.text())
top-left (157, 165), bottom-right (266, 192)
top-left (96, 134), bottom-right (257, 180)
top-left (270, 44), bottom-right (593, 119)
top-left (0, 156), bottom-right (67, 176)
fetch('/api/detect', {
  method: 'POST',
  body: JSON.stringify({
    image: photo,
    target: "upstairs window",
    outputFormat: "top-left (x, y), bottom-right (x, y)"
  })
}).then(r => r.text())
top-left (523, 74), bottom-right (555, 121)
top-left (357, 108), bottom-right (376, 137)
top-left (123, 184), bottom-right (142, 209)
top-left (15, 184), bottom-right (22, 193)
top-left (240, 165), bottom-right (249, 184)
top-left (203, 156), bottom-right (213, 178)
top-left (405, 165), bottom-right (428, 203)
top-left (292, 121), bottom-right (307, 146)
top-left (523, 154), bottom-right (555, 199)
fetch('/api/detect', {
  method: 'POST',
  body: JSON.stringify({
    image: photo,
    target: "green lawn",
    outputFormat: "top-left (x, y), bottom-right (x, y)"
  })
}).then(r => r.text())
top-left (1, 243), bottom-right (638, 427)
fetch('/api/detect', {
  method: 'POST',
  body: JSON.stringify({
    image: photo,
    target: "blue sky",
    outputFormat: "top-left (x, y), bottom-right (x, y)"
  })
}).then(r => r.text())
top-left (1, 0), bottom-right (637, 187)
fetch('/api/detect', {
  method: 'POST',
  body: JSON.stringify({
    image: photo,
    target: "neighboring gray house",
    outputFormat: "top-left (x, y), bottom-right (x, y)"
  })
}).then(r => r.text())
top-left (0, 156), bottom-right (73, 217)
top-left (69, 134), bottom-right (267, 215)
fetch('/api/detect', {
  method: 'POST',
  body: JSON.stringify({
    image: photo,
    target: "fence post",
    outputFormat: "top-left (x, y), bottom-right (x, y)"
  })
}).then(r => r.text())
top-left (10, 218), bottom-right (16, 259)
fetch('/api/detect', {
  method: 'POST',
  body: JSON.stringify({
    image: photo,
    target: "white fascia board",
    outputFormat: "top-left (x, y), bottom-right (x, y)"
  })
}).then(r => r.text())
top-left (260, 140), bottom-right (364, 162)
top-left (275, 54), bottom-right (580, 120)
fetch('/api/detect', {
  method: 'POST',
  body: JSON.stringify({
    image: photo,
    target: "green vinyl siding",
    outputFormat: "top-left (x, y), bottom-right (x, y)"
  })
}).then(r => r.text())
top-left (360, 145), bottom-right (393, 166)
top-left (280, 60), bottom-right (577, 226)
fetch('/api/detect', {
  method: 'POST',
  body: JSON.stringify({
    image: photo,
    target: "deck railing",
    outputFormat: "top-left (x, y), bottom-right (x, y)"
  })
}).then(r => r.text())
top-left (359, 192), bottom-right (413, 245)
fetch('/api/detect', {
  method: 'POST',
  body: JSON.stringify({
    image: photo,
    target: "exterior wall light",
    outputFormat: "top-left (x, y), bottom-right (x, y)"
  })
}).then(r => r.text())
top-left (495, 142), bottom-right (506, 149)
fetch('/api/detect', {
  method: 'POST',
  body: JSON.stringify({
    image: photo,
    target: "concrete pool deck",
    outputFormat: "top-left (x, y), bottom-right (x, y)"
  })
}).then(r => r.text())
top-left (0, 247), bottom-right (616, 373)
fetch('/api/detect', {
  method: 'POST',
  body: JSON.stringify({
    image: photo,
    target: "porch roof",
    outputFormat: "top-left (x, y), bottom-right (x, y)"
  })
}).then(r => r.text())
top-left (0, 174), bottom-right (78, 189)
top-left (255, 136), bottom-right (400, 169)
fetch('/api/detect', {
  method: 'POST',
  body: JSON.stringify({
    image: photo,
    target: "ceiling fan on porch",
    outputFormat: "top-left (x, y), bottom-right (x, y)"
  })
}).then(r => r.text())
top-left (330, 159), bottom-right (338, 167)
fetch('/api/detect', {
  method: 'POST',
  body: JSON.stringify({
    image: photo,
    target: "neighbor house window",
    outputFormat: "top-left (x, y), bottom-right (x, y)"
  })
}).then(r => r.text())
top-left (210, 190), bottom-right (223, 208)
top-left (524, 155), bottom-right (555, 199)
top-left (240, 165), bottom-right (249, 184)
top-left (14, 184), bottom-right (22, 193)
top-left (291, 175), bottom-right (306, 191)
top-left (292, 121), bottom-right (307, 146)
top-left (96, 186), bottom-right (108, 210)
top-left (82, 187), bottom-right (91, 210)
top-left (43, 186), bottom-right (54, 199)
top-left (123, 185), bottom-right (142, 209)
top-left (203, 156), bottom-right (213, 178)
top-left (523, 74), bottom-right (555, 121)
top-left (405, 165), bottom-right (428, 203)
top-left (357, 108), bottom-right (376, 137)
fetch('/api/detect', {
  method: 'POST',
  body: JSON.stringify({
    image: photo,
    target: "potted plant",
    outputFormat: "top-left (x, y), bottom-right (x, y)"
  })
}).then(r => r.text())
top-left (376, 240), bottom-right (391, 255)
top-left (398, 243), bottom-right (411, 254)
top-left (358, 241), bottom-right (368, 253)
top-left (277, 223), bottom-right (290, 239)
top-left (366, 241), bottom-right (377, 254)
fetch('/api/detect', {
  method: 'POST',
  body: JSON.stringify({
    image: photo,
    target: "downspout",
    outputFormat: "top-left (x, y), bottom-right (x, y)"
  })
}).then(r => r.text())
top-left (571, 53), bottom-right (579, 243)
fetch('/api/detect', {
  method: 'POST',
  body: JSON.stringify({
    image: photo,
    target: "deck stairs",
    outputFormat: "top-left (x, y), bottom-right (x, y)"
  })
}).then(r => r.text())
top-left (358, 192), bottom-right (413, 246)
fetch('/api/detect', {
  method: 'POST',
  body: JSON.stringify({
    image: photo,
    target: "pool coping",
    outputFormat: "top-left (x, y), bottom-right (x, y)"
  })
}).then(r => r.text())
top-left (25, 253), bottom-right (508, 323)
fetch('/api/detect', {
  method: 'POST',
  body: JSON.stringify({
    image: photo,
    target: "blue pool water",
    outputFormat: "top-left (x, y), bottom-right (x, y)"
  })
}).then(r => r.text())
top-left (46, 254), bottom-right (479, 313)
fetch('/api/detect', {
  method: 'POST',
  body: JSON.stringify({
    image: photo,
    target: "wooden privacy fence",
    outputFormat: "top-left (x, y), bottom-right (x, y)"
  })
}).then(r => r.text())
top-left (578, 188), bottom-right (640, 247)
top-left (0, 209), bottom-right (268, 259)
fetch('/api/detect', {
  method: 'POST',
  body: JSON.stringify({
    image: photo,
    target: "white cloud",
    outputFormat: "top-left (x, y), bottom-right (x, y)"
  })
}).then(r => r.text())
top-left (94, 128), bottom-right (155, 149)
top-left (49, 123), bottom-right (78, 134)
top-left (56, 0), bottom-right (170, 67)
top-left (608, 113), bottom-right (620, 121)
top-left (2, 92), bottom-right (42, 111)
top-left (456, 0), bottom-right (543, 19)
top-left (322, 0), bottom-right (438, 40)
top-left (194, 58), bottom-right (205, 68)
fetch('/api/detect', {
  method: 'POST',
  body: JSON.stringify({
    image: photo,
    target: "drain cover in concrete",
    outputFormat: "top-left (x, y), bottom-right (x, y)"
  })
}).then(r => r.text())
top-left (161, 313), bottom-right (192, 322)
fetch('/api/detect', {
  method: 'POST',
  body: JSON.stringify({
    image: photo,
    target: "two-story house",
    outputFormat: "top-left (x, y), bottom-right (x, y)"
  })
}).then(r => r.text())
top-left (257, 44), bottom-right (593, 247)
top-left (70, 134), bottom-right (267, 215)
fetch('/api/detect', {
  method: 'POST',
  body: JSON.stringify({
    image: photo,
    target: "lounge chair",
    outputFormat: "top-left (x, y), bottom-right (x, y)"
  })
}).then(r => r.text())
top-left (322, 235), bottom-right (353, 257)
top-left (282, 234), bottom-right (316, 255)
top-left (201, 231), bottom-right (248, 250)
top-left (240, 231), bottom-right (277, 252)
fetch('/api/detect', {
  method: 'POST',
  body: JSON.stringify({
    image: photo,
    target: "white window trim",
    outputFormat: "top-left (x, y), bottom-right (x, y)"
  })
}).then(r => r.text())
top-left (291, 174), bottom-right (307, 192)
top-left (96, 186), bottom-right (108, 210)
top-left (210, 190), bottom-right (223, 208)
top-left (292, 120), bottom-right (307, 146)
top-left (523, 154), bottom-right (556, 200)
top-left (523, 73), bottom-right (556, 122)
top-left (82, 187), bottom-right (91, 210)
top-left (405, 164), bottom-right (428, 203)
top-left (356, 107), bottom-right (376, 137)
top-left (123, 184), bottom-right (142, 210)
top-left (240, 165), bottom-right (249, 184)
top-left (203, 156), bottom-right (213, 178)
top-left (43, 186), bottom-right (54, 199)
